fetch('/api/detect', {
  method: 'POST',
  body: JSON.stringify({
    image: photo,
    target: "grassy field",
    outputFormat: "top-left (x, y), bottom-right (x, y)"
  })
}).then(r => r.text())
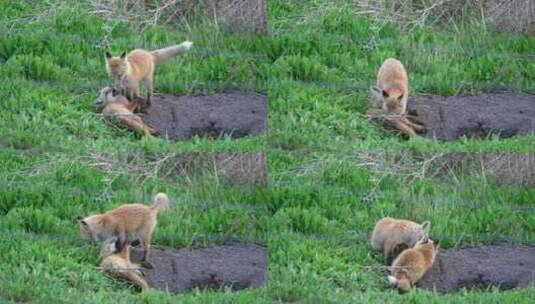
top-left (1, 0), bottom-right (535, 303)
top-left (0, 1), bottom-right (269, 303)
top-left (266, 0), bottom-right (535, 303)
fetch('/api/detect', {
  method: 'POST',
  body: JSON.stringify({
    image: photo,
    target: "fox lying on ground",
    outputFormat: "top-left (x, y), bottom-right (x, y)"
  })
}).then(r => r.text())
top-left (105, 41), bottom-right (193, 111)
top-left (99, 237), bottom-right (149, 290)
top-left (78, 193), bottom-right (170, 268)
top-left (94, 86), bottom-right (157, 137)
top-left (371, 217), bottom-right (431, 265)
top-left (365, 107), bottom-right (425, 137)
top-left (388, 237), bottom-right (439, 294)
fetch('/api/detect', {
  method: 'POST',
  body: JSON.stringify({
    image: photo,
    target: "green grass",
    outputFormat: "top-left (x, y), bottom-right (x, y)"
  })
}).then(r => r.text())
top-left (1, 0), bottom-right (535, 303)
top-left (266, 0), bottom-right (535, 303)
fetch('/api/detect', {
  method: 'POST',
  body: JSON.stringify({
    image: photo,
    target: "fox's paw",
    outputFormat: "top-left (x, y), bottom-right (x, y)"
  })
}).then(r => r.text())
top-left (141, 261), bottom-right (154, 269)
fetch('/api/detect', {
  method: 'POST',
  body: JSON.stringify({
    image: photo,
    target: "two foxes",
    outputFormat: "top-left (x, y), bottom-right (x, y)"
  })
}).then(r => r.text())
top-left (79, 192), bottom-right (170, 289)
top-left (371, 217), bottom-right (438, 293)
top-left (105, 41), bottom-right (193, 111)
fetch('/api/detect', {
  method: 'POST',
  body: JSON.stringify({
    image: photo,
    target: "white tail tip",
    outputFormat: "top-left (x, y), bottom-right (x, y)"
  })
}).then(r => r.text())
top-left (387, 275), bottom-right (397, 285)
top-left (182, 41), bottom-right (193, 50)
top-left (155, 192), bottom-right (169, 203)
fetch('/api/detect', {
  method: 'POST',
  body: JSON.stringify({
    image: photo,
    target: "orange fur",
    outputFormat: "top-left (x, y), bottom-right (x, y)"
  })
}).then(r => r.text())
top-left (100, 238), bottom-right (148, 290)
top-left (105, 41), bottom-right (193, 109)
top-left (365, 107), bottom-right (425, 137)
top-left (95, 87), bottom-right (157, 137)
top-left (371, 217), bottom-right (430, 265)
top-left (371, 58), bottom-right (409, 115)
top-left (388, 238), bottom-right (439, 293)
top-left (79, 193), bottom-right (170, 266)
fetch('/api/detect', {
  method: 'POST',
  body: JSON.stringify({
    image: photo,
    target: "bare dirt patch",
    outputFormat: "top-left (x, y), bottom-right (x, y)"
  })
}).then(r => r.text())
top-left (140, 91), bottom-right (266, 140)
top-left (407, 93), bottom-right (535, 140)
top-left (419, 245), bottom-right (535, 293)
top-left (130, 244), bottom-right (267, 293)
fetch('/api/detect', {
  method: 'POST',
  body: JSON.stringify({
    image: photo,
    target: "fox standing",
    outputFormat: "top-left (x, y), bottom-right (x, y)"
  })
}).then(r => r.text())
top-left (371, 217), bottom-right (431, 265)
top-left (369, 58), bottom-right (424, 136)
top-left (372, 58), bottom-right (409, 115)
top-left (388, 238), bottom-right (439, 293)
top-left (78, 193), bottom-right (170, 268)
top-left (105, 41), bottom-right (193, 111)
top-left (99, 237), bottom-right (149, 290)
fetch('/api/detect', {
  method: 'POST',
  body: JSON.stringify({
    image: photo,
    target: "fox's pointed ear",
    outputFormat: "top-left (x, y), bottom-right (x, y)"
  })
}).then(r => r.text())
top-left (421, 221), bottom-right (431, 234)
top-left (120, 51), bottom-right (126, 59)
top-left (105, 51), bottom-right (112, 60)
top-left (371, 86), bottom-right (381, 94)
top-left (78, 217), bottom-right (88, 226)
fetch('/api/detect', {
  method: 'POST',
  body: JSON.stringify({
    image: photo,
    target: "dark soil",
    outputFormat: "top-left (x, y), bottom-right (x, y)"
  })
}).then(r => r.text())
top-left (407, 93), bottom-right (535, 140)
top-left (140, 91), bottom-right (266, 140)
top-left (418, 245), bottom-right (535, 293)
top-left (130, 244), bottom-right (267, 293)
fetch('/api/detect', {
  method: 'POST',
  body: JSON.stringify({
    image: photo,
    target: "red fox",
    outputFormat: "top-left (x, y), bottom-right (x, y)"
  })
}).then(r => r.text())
top-left (388, 237), bottom-right (439, 293)
top-left (99, 237), bottom-right (149, 290)
top-left (78, 193), bottom-right (170, 268)
top-left (94, 86), bottom-right (157, 137)
top-left (371, 58), bottom-right (409, 115)
top-left (105, 41), bottom-right (193, 110)
top-left (371, 217), bottom-right (431, 265)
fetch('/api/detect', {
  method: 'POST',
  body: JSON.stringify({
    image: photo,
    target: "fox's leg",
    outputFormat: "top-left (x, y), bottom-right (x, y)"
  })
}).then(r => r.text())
top-left (118, 116), bottom-right (152, 137)
top-left (115, 225), bottom-right (127, 254)
top-left (130, 83), bottom-right (142, 113)
top-left (139, 231), bottom-right (152, 269)
top-left (402, 116), bottom-right (425, 133)
top-left (139, 224), bottom-right (156, 268)
top-left (145, 76), bottom-right (153, 108)
top-left (365, 107), bottom-right (382, 117)
top-left (131, 116), bottom-right (154, 137)
top-left (386, 116), bottom-right (417, 137)
top-left (121, 271), bottom-right (149, 290)
top-left (383, 240), bottom-right (398, 266)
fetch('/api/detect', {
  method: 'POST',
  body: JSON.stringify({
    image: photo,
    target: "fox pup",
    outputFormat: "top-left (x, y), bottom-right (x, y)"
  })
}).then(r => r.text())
top-left (95, 86), bottom-right (157, 137)
top-left (100, 237), bottom-right (148, 290)
top-left (371, 58), bottom-right (409, 115)
top-left (105, 41), bottom-right (193, 110)
top-left (388, 237), bottom-right (439, 293)
top-left (79, 193), bottom-right (170, 268)
top-left (371, 217), bottom-right (431, 265)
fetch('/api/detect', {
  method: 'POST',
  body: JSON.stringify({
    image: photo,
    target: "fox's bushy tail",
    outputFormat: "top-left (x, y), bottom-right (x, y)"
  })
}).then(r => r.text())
top-left (151, 41), bottom-right (193, 64)
top-left (151, 192), bottom-right (170, 214)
